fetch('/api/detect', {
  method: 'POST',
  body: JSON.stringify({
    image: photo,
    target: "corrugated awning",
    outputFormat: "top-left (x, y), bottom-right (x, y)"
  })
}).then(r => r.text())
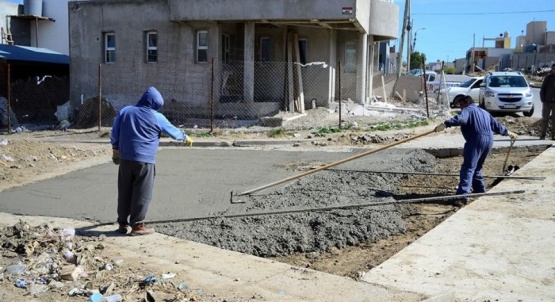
top-left (0, 44), bottom-right (69, 65)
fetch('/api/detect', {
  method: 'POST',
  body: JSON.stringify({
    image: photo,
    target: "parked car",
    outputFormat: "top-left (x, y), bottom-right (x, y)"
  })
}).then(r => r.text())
top-left (478, 71), bottom-right (534, 117)
top-left (444, 76), bottom-right (484, 108)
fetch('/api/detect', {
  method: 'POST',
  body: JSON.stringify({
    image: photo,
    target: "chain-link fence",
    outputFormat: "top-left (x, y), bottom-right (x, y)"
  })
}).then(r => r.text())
top-left (2, 55), bottom-right (439, 134)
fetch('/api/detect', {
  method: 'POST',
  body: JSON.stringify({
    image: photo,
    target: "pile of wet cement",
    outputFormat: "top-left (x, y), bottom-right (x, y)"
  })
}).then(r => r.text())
top-left (155, 149), bottom-right (437, 257)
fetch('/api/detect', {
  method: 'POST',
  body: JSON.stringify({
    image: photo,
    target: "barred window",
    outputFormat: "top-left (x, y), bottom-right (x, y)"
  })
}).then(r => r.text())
top-left (146, 31), bottom-right (158, 63)
top-left (196, 30), bottom-right (208, 63)
top-left (104, 32), bottom-right (116, 64)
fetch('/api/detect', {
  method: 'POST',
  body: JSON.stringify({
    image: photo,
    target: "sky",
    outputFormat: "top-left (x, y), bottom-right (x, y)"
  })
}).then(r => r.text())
top-left (5, 0), bottom-right (554, 64)
top-left (394, 0), bottom-right (555, 63)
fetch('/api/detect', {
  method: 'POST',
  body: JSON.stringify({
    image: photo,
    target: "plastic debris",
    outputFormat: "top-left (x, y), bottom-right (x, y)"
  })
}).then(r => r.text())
top-left (14, 278), bottom-right (27, 288)
top-left (88, 292), bottom-right (103, 302)
top-left (143, 275), bottom-right (158, 284)
top-left (161, 273), bottom-right (176, 280)
top-left (103, 294), bottom-right (122, 302)
top-left (6, 262), bottom-right (26, 275)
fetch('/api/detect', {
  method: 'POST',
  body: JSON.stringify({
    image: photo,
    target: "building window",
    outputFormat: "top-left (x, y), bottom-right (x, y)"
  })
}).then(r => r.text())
top-left (104, 32), bottom-right (116, 64)
top-left (260, 37), bottom-right (271, 62)
top-left (146, 31), bottom-right (157, 63)
top-left (298, 38), bottom-right (307, 65)
top-left (222, 34), bottom-right (230, 62)
top-left (196, 30), bottom-right (208, 63)
top-left (344, 42), bottom-right (356, 73)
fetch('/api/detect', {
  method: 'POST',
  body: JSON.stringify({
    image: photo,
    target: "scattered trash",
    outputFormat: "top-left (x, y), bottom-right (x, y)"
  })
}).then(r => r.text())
top-left (103, 294), bottom-right (122, 302)
top-left (88, 292), bottom-right (103, 302)
top-left (0, 221), bottom-right (214, 300)
top-left (161, 273), bottom-right (176, 280)
top-left (14, 278), bottom-right (27, 288)
top-left (59, 227), bottom-right (75, 241)
top-left (0, 139), bottom-right (7, 146)
top-left (1, 154), bottom-right (14, 162)
top-left (143, 275), bottom-right (159, 285)
top-left (177, 283), bottom-right (189, 291)
top-left (6, 262), bottom-right (26, 275)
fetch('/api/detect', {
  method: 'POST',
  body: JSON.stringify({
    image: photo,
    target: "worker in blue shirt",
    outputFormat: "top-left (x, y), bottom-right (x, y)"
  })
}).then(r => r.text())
top-left (434, 95), bottom-right (518, 207)
top-left (110, 87), bottom-right (192, 235)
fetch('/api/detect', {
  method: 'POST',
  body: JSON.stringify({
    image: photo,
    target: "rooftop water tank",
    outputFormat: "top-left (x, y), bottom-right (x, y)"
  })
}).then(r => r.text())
top-left (24, 0), bottom-right (43, 16)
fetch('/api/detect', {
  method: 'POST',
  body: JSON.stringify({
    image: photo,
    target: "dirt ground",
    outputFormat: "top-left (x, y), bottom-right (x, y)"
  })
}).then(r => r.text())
top-left (0, 113), bottom-right (549, 300)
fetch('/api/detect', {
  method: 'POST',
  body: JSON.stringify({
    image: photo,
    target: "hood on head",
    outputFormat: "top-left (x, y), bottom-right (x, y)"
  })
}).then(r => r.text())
top-left (137, 87), bottom-right (164, 110)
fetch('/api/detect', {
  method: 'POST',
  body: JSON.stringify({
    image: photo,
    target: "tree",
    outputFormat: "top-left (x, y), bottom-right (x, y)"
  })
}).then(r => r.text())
top-left (444, 67), bottom-right (456, 74)
top-left (409, 51), bottom-right (426, 70)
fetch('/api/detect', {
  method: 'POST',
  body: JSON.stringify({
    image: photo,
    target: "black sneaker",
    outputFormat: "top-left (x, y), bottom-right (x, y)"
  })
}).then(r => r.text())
top-left (116, 223), bottom-right (130, 235)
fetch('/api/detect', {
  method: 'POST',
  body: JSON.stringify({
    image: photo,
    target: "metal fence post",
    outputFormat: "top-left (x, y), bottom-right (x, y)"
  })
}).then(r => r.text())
top-left (98, 64), bottom-right (102, 131)
top-left (338, 61), bottom-right (342, 130)
top-left (210, 58), bottom-right (214, 133)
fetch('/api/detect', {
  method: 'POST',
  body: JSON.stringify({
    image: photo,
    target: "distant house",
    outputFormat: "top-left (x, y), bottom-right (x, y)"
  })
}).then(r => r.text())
top-left (68, 0), bottom-right (399, 120)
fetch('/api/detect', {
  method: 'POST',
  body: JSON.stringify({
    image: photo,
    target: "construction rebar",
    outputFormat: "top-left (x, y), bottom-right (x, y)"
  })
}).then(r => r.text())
top-left (150, 190), bottom-right (525, 225)
top-left (328, 169), bottom-right (545, 180)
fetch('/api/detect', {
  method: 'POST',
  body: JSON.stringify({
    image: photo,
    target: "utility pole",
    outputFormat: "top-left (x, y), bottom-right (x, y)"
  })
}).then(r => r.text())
top-left (397, 0), bottom-right (411, 78)
top-left (406, 2), bottom-right (412, 73)
top-left (472, 33), bottom-right (475, 73)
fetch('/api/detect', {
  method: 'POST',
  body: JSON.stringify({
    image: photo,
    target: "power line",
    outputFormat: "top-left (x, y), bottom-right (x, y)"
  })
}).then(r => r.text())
top-left (413, 9), bottom-right (555, 16)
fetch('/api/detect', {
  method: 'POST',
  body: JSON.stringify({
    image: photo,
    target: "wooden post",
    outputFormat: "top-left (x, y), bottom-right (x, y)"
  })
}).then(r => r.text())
top-left (7, 64), bottom-right (11, 134)
top-left (293, 33), bottom-right (304, 113)
top-left (287, 33), bottom-right (294, 112)
top-left (422, 63), bottom-right (429, 118)
top-left (381, 75), bottom-right (387, 103)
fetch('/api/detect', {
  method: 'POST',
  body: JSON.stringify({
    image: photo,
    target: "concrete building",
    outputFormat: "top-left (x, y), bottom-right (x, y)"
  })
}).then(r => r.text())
top-left (0, 0), bottom-right (68, 55)
top-left (68, 0), bottom-right (399, 119)
top-left (526, 20), bottom-right (547, 45)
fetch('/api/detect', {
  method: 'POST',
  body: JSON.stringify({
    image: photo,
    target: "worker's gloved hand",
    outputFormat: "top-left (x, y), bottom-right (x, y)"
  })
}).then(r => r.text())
top-left (434, 123), bottom-right (446, 132)
top-left (185, 136), bottom-right (194, 147)
top-left (112, 149), bottom-right (120, 165)
top-left (507, 131), bottom-right (518, 140)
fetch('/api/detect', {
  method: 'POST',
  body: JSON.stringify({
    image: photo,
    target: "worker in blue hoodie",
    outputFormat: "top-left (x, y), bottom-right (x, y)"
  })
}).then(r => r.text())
top-left (110, 87), bottom-right (192, 235)
top-left (434, 95), bottom-right (517, 207)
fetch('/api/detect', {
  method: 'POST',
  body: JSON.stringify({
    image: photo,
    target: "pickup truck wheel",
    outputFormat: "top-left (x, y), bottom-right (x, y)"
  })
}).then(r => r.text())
top-left (479, 98), bottom-right (486, 109)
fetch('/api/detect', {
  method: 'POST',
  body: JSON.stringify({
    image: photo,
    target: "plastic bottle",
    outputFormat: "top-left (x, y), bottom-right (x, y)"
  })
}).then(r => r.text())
top-left (102, 294), bottom-right (122, 302)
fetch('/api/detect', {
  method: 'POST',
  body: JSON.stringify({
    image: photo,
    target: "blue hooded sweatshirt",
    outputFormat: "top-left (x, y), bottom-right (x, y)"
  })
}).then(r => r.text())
top-left (444, 103), bottom-right (508, 141)
top-left (110, 87), bottom-right (185, 164)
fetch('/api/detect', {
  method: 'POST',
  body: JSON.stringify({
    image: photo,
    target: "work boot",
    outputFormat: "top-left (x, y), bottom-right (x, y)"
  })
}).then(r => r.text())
top-left (539, 135), bottom-right (545, 140)
top-left (130, 223), bottom-right (155, 236)
top-left (116, 223), bottom-right (130, 235)
top-left (449, 198), bottom-right (469, 207)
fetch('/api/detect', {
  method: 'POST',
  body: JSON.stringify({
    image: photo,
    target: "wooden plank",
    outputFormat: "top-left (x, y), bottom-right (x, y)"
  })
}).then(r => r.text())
top-left (287, 33), bottom-right (295, 112)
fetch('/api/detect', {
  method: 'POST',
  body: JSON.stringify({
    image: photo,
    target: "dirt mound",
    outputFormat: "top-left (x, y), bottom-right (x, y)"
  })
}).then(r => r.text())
top-left (73, 97), bottom-right (117, 129)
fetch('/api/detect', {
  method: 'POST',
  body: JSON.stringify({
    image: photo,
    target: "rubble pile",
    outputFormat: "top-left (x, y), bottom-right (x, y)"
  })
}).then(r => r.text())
top-left (0, 221), bottom-right (208, 301)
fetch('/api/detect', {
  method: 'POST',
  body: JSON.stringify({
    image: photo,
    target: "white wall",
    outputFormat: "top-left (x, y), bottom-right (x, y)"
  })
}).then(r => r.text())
top-left (31, 0), bottom-right (68, 54)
